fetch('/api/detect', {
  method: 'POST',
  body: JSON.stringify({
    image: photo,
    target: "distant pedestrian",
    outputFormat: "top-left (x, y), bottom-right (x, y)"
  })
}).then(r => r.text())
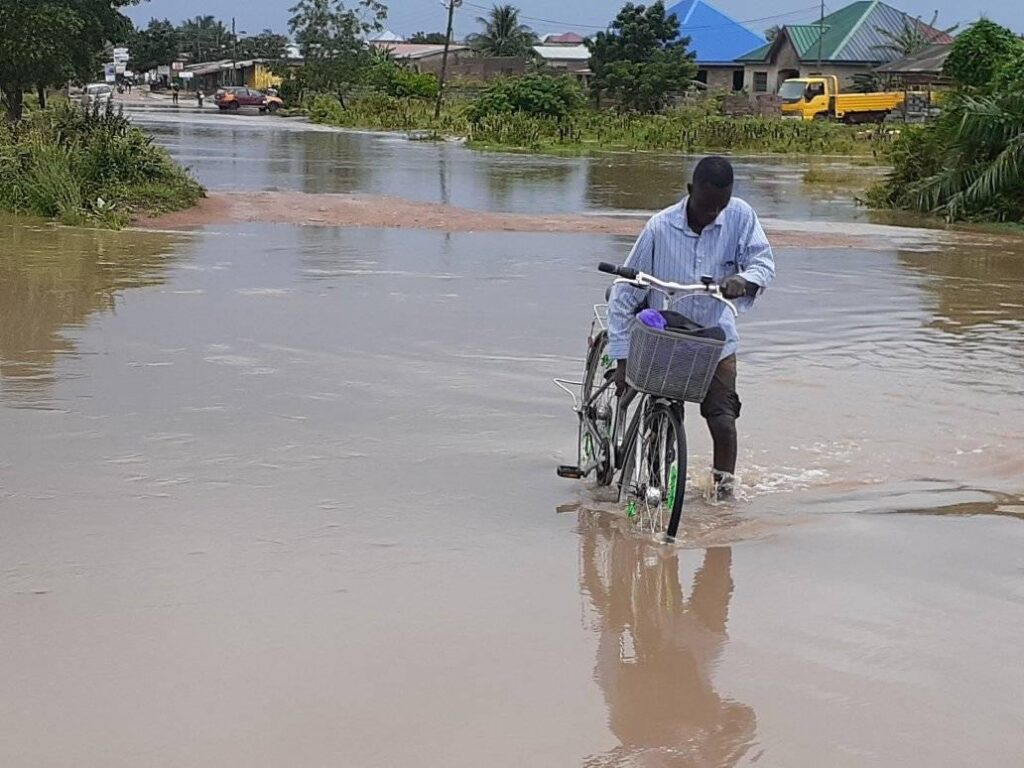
top-left (172, 82), bottom-right (180, 105)
top-left (196, 90), bottom-right (204, 108)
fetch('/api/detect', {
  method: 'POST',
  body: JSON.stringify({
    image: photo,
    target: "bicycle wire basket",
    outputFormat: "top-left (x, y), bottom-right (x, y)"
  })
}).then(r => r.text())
top-left (625, 321), bottom-right (725, 403)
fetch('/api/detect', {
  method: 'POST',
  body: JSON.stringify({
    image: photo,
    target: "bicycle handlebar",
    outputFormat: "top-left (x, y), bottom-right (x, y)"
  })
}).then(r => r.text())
top-left (597, 262), bottom-right (739, 316)
top-left (598, 262), bottom-right (638, 280)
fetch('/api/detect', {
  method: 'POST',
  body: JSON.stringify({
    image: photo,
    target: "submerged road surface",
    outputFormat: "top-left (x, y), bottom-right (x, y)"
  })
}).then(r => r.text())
top-left (1, 110), bottom-right (1023, 767)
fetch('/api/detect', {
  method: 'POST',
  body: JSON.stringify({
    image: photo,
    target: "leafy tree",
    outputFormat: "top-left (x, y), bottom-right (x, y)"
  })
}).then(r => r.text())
top-left (587, 1), bottom-right (696, 113)
top-left (764, 25), bottom-right (781, 43)
top-left (468, 5), bottom-right (538, 57)
top-left (872, 11), bottom-right (956, 58)
top-left (236, 29), bottom-right (290, 61)
top-left (943, 18), bottom-right (1023, 89)
top-left (990, 44), bottom-right (1024, 94)
top-left (178, 15), bottom-right (232, 62)
top-left (409, 31), bottom-right (449, 45)
top-left (288, 0), bottom-right (387, 105)
top-left (466, 75), bottom-right (584, 122)
top-left (1, 0), bottom-right (133, 122)
top-left (364, 52), bottom-right (438, 99)
top-left (128, 19), bottom-right (180, 74)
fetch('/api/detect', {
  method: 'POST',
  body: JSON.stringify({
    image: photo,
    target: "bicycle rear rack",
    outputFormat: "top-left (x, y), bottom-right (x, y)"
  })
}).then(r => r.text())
top-left (553, 378), bottom-right (584, 410)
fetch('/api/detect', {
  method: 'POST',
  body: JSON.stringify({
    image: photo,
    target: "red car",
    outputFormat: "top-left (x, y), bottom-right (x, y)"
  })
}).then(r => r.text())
top-left (215, 86), bottom-right (269, 111)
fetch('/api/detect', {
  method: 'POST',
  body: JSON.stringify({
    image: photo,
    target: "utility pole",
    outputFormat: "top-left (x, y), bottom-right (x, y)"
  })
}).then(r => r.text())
top-left (232, 17), bottom-right (237, 86)
top-left (816, 0), bottom-right (824, 72)
top-left (434, 0), bottom-right (461, 119)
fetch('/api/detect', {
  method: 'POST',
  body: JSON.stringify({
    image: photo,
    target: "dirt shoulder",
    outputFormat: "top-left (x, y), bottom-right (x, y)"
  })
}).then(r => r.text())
top-left (135, 190), bottom-right (895, 248)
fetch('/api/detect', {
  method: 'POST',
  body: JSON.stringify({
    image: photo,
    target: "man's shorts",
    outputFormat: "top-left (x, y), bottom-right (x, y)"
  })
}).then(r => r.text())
top-left (700, 355), bottom-right (741, 421)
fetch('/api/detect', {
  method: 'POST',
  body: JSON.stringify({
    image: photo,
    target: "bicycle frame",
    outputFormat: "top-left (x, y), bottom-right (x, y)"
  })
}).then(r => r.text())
top-left (558, 262), bottom-right (740, 538)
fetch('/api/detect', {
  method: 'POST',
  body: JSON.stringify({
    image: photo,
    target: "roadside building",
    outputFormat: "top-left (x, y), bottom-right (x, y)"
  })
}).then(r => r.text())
top-left (533, 44), bottom-right (591, 84)
top-left (371, 42), bottom-right (527, 81)
top-left (875, 42), bottom-right (952, 121)
top-left (736, 0), bottom-right (954, 95)
top-left (874, 42), bottom-right (952, 88)
top-left (370, 30), bottom-right (405, 44)
top-left (184, 59), bottom-right (281, 92)
top-left (542, 32), bottom-right (587, 45)
top-left (666, 0), bottom-right (765, 92)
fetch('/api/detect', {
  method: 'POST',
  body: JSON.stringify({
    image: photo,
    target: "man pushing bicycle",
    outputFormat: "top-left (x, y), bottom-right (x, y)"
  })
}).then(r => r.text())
top-left (607, 156), bottom-right (776, 500)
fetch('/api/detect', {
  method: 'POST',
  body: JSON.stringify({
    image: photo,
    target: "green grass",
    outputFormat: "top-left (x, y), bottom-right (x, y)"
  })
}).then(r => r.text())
top-left (802, 165), bottom-right (863, 185)
top-left (0, 103), bottom-right (203, 228)
top-left (303, 94), bottom-right (886, 159)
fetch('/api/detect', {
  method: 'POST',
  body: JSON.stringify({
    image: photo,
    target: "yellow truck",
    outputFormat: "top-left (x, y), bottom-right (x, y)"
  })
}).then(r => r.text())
top-left (778, 75), bottom-right (904, 123)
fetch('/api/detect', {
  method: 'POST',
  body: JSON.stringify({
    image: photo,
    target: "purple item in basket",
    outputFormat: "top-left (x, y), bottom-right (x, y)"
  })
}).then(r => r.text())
top-left (636, 309), bottom-right (667, 331)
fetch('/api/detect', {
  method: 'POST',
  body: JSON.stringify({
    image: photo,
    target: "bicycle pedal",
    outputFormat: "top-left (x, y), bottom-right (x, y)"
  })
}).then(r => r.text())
top-left (556, 465), bottom-right (584, 479)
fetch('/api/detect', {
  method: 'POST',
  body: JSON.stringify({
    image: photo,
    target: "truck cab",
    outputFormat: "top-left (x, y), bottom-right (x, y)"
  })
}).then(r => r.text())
top-left (778, 76), bottom-right (838, 120)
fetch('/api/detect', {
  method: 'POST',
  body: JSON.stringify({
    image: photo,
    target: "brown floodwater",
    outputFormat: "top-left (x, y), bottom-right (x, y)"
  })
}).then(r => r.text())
top-left (2, 115), bottom-right (1024, 767)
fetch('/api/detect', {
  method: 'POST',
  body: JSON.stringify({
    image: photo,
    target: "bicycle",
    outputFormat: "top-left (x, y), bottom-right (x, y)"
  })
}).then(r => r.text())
top-left (556, 262), bottom-right (738, 541)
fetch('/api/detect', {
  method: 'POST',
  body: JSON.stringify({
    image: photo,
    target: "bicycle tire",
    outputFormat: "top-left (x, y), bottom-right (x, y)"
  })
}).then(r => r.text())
top-left (618, 400), bottom-right (687, 539)
top-left (581, 330), bottom-right (617, 486)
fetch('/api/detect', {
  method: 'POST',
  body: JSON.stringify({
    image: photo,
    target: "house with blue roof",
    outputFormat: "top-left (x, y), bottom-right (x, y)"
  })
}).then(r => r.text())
top-left (666, 0), bottom-right (766, 91)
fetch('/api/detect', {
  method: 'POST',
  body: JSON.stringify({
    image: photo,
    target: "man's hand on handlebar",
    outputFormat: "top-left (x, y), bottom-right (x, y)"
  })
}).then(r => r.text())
top-left (720, 276), bottom-right (748, 299)
top-left (720, 275), bottom-right (760, 299)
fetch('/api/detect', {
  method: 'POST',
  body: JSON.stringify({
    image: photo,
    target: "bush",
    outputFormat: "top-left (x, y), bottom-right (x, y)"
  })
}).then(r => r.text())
top-left (365, 58), bottom-right (439, 100)
top-left (308, 94), bottom-right (346, 124)
top-left (0, 102), bottom-right (203, 227)
top-left (867, 92), bottom-right (1024, 222)
top-left (466, 75), bottom-right (585, 123)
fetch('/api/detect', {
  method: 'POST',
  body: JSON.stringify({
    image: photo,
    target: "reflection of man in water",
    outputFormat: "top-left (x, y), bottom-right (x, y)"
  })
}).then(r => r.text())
top-left (579, 512), bottom-right (756, 766)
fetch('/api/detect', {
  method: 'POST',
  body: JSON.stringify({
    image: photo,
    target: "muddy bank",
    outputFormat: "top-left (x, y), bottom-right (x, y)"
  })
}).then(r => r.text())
top-left (139, 191), bottom-right (908, 248)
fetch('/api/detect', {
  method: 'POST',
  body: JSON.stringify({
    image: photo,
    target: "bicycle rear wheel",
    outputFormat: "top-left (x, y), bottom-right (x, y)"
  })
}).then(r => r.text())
top-left (618, 400), bottom-right (687, 539)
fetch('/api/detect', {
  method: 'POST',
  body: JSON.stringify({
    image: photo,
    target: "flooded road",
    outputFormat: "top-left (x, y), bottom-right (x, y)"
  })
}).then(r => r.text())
top-left (2, 114), bottom-right (1023, 767)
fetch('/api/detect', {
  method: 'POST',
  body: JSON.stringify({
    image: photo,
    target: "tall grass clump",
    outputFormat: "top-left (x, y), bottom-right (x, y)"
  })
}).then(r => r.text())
top-left (0, 103), bottom-right (203, 228)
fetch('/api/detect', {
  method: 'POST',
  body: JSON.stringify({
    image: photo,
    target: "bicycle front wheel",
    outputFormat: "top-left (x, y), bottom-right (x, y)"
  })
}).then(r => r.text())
top-left (581, 330), bottom-right (617, 486)
top-left (619, 401), bottom-right (687, 540)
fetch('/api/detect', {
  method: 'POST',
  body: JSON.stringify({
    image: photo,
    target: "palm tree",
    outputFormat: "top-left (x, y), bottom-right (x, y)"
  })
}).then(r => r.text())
top-left (179, 15), bottom-right (232, 62)
top-left (873, 11), bottom-right (957, 58)
top-left (909, 93), bottom-right (1024, 221)
top-left (468, 4), bottom-right (538, 57)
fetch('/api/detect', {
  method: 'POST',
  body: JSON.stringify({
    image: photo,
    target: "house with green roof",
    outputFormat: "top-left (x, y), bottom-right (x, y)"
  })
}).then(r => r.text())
top-left (735, 0), bottom-right (954, 95)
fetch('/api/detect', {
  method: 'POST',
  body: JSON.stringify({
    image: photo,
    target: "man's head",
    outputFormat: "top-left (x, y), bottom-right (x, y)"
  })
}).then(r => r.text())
top-left (687, 156), bottom-right (734, 230)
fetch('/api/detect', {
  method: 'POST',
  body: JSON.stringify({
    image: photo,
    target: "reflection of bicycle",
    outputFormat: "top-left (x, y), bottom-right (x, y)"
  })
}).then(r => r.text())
top-left (577, 510), bottom-right (756, 764)
top-left (557, 262), bottom-right (737, 541)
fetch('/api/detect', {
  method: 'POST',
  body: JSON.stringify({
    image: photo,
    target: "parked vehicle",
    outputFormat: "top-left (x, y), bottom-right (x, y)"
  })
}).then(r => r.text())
top-left (778, 75), bottom-right (904, 123)
top-left (215, 86), bottom-right (282, 113)
top-left (81, 83), bottom-right (114, 109)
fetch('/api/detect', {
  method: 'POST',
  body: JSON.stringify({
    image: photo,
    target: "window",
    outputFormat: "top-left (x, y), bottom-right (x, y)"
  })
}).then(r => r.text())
top-left (732, 70), bottom-right (745, 91)
top-left (696, 69), bottom-right (708, 85)
top-left (754, 72), bottom-right (768, 93)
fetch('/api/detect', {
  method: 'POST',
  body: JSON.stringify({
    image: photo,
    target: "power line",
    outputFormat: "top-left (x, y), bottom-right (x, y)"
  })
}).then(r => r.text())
top-left (459, 1), bottom-right (820, 32)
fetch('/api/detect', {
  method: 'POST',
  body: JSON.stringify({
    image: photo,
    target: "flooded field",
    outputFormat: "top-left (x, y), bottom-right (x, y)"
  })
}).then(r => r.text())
top-left (2, 113), bottom-right (1023, 767)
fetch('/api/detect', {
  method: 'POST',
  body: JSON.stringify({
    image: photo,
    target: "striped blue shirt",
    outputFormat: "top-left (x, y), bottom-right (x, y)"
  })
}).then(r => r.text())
top-left (608, 196), bottom-right (776, 361)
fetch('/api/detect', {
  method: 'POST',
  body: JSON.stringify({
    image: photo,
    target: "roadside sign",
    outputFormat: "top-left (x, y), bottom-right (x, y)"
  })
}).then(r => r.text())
top-left (104, 63), bottom-right (116, 82)
top-left (112, 47), bottom-right (130, 63)
top-left (171, 61), bottom-right (184, 71)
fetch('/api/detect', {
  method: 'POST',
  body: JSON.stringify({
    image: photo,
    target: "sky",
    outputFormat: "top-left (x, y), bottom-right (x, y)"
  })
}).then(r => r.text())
top-left (126, 0), bottom-right (1023, 40)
